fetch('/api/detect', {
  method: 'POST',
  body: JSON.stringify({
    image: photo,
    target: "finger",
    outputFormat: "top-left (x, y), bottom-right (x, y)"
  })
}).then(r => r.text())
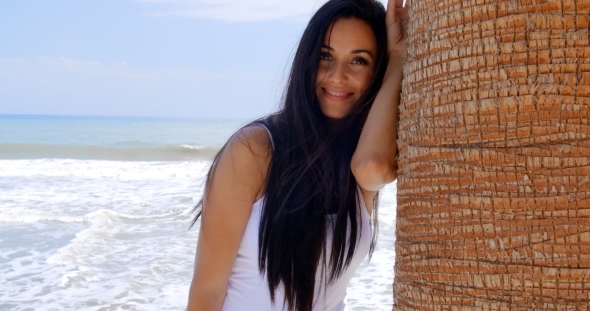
top-left (386, 0), bottom-right (408, 25)
top-left (385, 0), bottom-right (398, 25)
top-left (397, 6), bottom-right (409, 23)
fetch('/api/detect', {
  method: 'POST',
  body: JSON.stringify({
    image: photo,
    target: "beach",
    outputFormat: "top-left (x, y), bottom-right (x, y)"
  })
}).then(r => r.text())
top-left (0, 115), bottom-right (396, 310)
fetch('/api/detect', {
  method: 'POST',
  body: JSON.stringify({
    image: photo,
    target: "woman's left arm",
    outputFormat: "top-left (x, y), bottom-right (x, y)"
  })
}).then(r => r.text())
top-left (351, 0), bottom-right (408, 192)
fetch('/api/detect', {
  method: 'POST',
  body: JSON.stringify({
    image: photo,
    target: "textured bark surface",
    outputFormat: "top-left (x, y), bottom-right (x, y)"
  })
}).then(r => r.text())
top-left (395, 0), bottom-right (590, 309)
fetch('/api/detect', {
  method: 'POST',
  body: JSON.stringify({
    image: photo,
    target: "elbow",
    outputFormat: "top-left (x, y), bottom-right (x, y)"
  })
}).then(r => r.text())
top-left (351, 155), bottom-right (397, 191)
top-left (187, 278), bottom-right (227, 311)
top-left (187, 288), bottom-right (225, 311)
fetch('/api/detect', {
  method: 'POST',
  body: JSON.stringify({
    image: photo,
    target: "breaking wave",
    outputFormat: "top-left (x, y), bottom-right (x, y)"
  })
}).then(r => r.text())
top-left (0, 143), bottom-right (221, 161)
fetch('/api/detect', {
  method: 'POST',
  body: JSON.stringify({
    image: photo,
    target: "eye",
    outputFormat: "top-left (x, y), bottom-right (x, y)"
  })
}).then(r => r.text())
top-left (320, 52), bottom-right (332, 61)
top-left (351, 57), bottom-right (369, 65)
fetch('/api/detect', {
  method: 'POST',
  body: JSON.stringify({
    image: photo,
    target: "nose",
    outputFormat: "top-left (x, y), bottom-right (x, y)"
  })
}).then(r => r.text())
top-left (326, 60), bottom-right (348, 84)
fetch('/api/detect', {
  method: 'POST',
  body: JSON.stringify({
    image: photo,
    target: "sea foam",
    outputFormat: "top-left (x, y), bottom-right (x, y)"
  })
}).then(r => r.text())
top-left (0, 156), bottom-right (397, 310)
top-left (0, 207), bottom-right (85, 223)
top-left (0, 159), bottom-right (211, 179)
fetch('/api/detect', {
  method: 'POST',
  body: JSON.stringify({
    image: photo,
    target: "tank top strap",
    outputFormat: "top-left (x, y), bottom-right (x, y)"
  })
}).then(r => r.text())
top-left (257, 123), bottom-right (275, 151)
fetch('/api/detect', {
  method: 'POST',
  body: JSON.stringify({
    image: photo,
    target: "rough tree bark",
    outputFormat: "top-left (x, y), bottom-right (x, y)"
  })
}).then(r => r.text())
top-left (395, 0), bottom-right (590, 309)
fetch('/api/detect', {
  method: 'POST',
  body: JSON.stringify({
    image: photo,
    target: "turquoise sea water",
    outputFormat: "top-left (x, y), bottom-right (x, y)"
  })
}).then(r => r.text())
top-left (0, 114), bottom-right (396, 310)
top-left (0, 115), bottom-right (247, 160)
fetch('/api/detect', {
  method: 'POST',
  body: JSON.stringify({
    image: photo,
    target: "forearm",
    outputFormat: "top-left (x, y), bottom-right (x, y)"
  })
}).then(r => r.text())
top-left (352, 55), bottom-right (403, 190)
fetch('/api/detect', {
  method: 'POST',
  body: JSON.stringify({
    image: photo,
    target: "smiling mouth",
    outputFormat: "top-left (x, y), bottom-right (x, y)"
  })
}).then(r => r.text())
top-left (322, 88), bottom-right (353, 100)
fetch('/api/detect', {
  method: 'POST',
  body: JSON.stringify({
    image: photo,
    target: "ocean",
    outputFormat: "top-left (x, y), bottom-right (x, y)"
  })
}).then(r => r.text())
top-left (0, 114), bottom-right (396, 310)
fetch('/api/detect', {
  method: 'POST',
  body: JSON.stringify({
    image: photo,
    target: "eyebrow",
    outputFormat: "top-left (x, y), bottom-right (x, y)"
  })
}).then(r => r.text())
top-left (322, 45), bottom-right (374, 58)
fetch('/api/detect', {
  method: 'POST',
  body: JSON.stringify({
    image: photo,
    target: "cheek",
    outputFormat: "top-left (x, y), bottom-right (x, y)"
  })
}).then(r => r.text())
top-left (316, 64), bottom-right (328, 85)
top-left (353, 70), bottom-right (374, 93)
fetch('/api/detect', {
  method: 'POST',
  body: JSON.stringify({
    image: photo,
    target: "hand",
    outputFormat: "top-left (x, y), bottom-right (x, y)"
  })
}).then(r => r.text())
top-left (386, 0), bottom-right (409, 57)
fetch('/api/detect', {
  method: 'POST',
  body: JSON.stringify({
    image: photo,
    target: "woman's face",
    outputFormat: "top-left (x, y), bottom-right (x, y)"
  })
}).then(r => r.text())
top-left (316, 17), bottom-right (377, 119)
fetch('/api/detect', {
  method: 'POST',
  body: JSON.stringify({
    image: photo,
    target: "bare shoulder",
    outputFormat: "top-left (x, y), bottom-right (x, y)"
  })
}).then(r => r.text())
top-left (230, 125), bottom-right (272, 157)
top-left (217, 124), bottom-right (273, 200)
top-left (225, 124), bottom-right (273, 169)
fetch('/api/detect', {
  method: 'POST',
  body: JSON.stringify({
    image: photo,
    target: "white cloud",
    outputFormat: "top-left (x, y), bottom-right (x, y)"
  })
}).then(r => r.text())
top-left (139, 0), bottom-right (330, 22)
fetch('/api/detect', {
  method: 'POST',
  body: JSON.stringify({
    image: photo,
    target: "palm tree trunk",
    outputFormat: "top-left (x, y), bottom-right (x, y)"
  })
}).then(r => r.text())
top-left (395, 0), bottom-right (590, 309)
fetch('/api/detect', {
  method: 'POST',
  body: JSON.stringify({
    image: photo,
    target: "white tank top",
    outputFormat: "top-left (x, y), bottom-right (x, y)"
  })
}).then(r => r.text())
top-left (221, 125), bottom-right (372, 311)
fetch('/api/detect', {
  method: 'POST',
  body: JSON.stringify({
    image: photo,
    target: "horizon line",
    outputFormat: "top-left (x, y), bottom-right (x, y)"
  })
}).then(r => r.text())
top-left (0, 113), bottom-right (254, 122)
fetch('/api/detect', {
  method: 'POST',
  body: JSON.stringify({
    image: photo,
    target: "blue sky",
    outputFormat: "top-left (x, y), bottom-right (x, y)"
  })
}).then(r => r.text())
top-left (0, 0), bottom-right (332, 119)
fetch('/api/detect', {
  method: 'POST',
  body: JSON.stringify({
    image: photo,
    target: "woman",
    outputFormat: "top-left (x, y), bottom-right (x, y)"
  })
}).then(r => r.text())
top-left (187, 0), bottom-right (407, 310)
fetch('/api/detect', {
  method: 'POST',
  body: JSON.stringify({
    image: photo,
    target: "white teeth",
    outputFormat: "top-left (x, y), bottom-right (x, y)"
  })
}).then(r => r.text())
top-left (326, 90), bottom-right (348, 97)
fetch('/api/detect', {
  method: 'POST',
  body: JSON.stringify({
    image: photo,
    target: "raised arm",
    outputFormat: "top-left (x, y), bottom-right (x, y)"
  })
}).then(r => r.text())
top-left (351, 0), bottom-right (408, 192)
top-left (187, 126), bottom-right (271, 311)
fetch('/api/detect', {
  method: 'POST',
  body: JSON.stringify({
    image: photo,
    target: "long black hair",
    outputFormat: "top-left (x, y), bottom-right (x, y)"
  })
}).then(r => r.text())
top-left (192, 1), bottom-right (388, 310)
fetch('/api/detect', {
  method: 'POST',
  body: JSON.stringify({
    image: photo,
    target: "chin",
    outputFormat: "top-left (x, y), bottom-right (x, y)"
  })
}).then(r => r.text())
top-left (320, 108), bottom-right (350, 119)
top-left (319, 101), bottom-right (355, 119)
